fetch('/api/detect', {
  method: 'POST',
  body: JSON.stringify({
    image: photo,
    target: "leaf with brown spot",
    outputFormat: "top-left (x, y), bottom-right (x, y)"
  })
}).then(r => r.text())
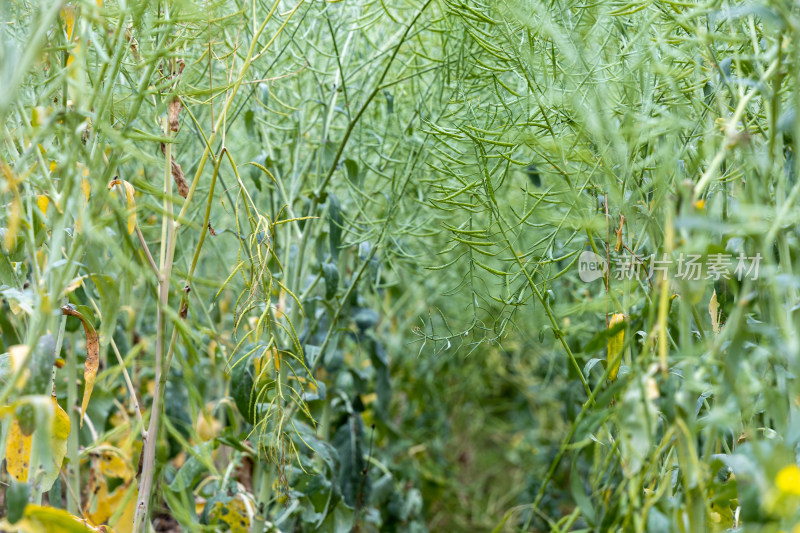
top-left (4, 397), bottom-right (69, 490)
top-left (61, 304), bottom-right (99, 426)
top-left (5, 416), bottom-right (32, 482)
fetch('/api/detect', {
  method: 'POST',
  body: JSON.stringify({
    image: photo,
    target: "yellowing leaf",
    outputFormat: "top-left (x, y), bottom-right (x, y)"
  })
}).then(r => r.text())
top-left (5, 417), bottom-right (33, 482)
top-left (62, 276), bottom-right (86, 297)
top-left (709, 290), bottom-right (721, 334)
top-left (81, 176), bottom-right (91, 203)
top-left (607, 313), bottom-right (626, 382)
top-left (85, 446), bottom-right (135, 531)
top-left (107, 179), bottom-right (136, 234)
top-left (85, 479), bottom-right (135, 531)
top-left (208, 496), bottom-right (251, 533)
top-left (43, 396), bottom-right (71, 491)
top-left (97, 448), bottom-right (133, 481)
top-left (61, 305), bottom-right (99, 426)
top-left (5, 196), bottom-right (21, 252)
top-left (11, 504), bottom-right (102, 533)
top-left (62, 6), bottom-right (76, 41)
top-left (196, 405), bottom-right (221, 442)
top-left (8, 344), bottom-right (30, 374)
top-left (31, 106), bottom-right (47, 128)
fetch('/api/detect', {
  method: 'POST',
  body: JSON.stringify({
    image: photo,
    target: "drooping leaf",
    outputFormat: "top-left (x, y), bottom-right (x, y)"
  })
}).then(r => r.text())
top-left (107, 178), bottom-right (137, 235)
top-left (61, 304), bottom-right (99, 426)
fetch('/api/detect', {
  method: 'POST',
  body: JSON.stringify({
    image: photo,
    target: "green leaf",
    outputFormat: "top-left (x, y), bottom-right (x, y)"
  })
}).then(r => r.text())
top-left (168, 443), bottom-right (214, 492)
top-left (0, 252), bottom-right (17, 288)
top-left (328, 195), bottom-right (343, 261)
top-left (322, 262), bottom-right (339, 300)
top-left (343, 159), bottom-right (359, 185)
top-left (333, 414), bottom-right (368, 508)
top-left (230, 352), bottom-right (257, 424)
top-left (368, 336), bottom-right (391, 416)
top-left (23, 334), bottom-right (55, 396)
top-left (89, 274), bottom-right (120, 351)
top-left (6, 480), bottom-right (29, 524)
top-left (569, 455), bottom-right (595, 525)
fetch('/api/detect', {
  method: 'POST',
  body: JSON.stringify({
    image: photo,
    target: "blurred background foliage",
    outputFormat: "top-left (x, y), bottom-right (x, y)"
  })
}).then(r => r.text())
top-left (2, 0), bottom-right (800, 532)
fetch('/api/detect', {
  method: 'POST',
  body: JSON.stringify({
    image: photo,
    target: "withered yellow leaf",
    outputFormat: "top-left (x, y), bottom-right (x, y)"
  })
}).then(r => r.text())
top-left (86, 479), bottom-right (135, 531)
top-left (61, 305), bottom-right (99, 426)
top-left (84, 446), bottom-right (135, 531)
top-left (607, 313), bottom-right (626, 382)
top-left (107, 178), bottom-right (137, 234)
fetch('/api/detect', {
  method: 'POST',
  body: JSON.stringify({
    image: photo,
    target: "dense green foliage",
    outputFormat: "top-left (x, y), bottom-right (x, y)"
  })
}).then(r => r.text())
top-left (2, 0), bottom-right (800, 531)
